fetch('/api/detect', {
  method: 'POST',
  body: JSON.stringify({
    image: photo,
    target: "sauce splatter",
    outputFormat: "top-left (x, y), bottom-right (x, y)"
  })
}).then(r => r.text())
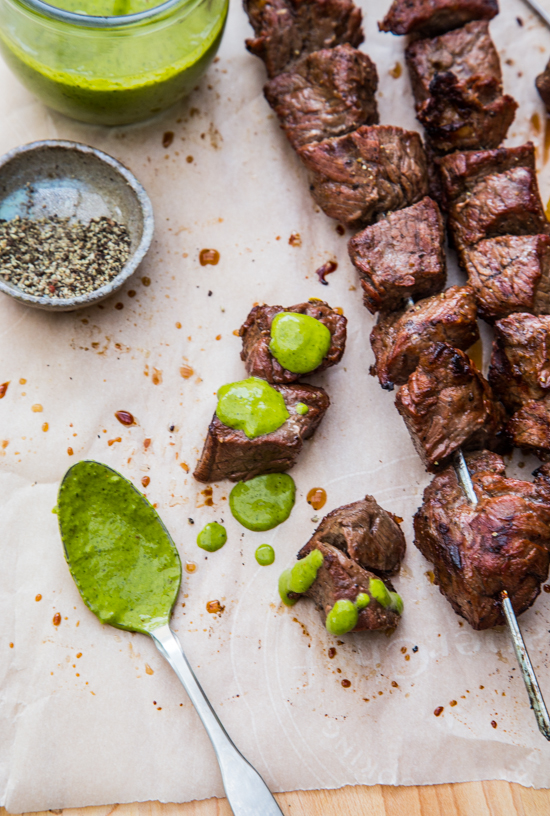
top-left (389, 61), bottom-right (402, 78)
top-left (186, 155), bottom-right (194, 163)
top-left (199, 249), bottom-right (220, 266)
top-left (206, 600), bottom-right (224, 614)
top-left (491, 720), bottom-right (497, 728)
top-left (32, 404), bottom-right (43, 412)
top-left (144, 438), bottom-right (151, 449)
top-left (434, 706), bottom-right (444, 717)
top-left (0, 382), bottom-right (9, 399)
top-left (141, 276), bottom-right (151, 287)
top-left (115, 302), bottom-right (124, 310)
top-left (328, 647), bottom-right (336, 658)
top-left (145, 663), bottom-right (154, 675)
top-left (180, 364), bottom-right (194, 379)
top-left (341, 679), bottom-right (351, 688)
top-left (307, 487), bottom-right (327, 510)
top-left (531, 112), bottom-right (541, 134)
top-left (288, 233), bottom-right (302, 247)
top-left (185, 562), bottom-right (197, 573)
top-left (544, 584), bottom-right (550, 593)
top-left (336, 225), bottom-right (345, 236)
top-left (181, 462), bottom-right (190, 473)
top-left (115, 411), bottom-right (135, 426)
top-left (53, 613), bottom-right (61, 626)
top-left (141, 476), bottom-right (150, 488)
top-left (162, 131), bottom-right (174, 148)
top-left (450, 700), bottom-right (457, 706)
top-left (152, 368), bottom-right (163, 385)
top-left (108, 437), bottom-right (121, 446)
top-left (67, 447), bottom-right (74, 456)
top-left (35, 594), bottom-right (42, 601)
top-left (316, 260), bottom-right (337, 285)
top-left (42, 422), bottom-right (49, 432)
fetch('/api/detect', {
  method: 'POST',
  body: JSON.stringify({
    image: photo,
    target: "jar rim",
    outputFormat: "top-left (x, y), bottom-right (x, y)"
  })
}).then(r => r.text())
top-left (15, 0), bottom-right (191, 27)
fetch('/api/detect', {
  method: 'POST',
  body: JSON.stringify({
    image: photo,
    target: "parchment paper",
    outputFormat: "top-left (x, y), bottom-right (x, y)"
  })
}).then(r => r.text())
top-left (2, 0), bottom-right (550, 809)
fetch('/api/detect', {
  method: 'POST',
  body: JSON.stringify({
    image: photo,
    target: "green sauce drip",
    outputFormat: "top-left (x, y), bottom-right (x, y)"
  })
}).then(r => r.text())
top-left (216, 377), bottom-right (289, 439)
top-left (230, 473), bottom-right (295, 531)
top-left (295, 402), bottom-right (309, 416)
top-left (389, 591), bottom-right (404, 615)
top-left (326, 600), bottom-right (358, 636)
top-left (197, 522), bottom-right (227, 552)
top-left (369, 578), bottom-right (391, 608)
top-left (255, 544), bottom-right (275, 566)
top-left (356, 592), bottom-right (370, 610)
top-left (278, 549), bottom-right (323, 605)
top-left (57, 460), bottom-right (181, 635)
top-left (269, 312), bottom-right (332, 374)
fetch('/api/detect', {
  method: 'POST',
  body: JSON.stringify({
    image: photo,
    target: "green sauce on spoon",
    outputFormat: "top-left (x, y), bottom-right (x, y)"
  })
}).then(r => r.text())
top-left (230, 473), bottom-right (295, 531)
top-left (57, 461), bottom-right (181, 635)
top-left (269, 312), bottom-right (332, 374)
top-left (216, 377), bottom-right (289, 439)
top-left (197, 522), bottom-right (227, 552)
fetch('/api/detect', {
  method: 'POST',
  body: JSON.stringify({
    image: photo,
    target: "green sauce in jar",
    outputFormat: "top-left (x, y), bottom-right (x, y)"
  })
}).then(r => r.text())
top-left (0, 0), bottom-right (228, 125)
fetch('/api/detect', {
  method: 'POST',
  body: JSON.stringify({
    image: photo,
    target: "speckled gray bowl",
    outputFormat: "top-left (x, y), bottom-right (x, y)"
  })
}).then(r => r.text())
top-left (0, 140), bottom-right (154, 311)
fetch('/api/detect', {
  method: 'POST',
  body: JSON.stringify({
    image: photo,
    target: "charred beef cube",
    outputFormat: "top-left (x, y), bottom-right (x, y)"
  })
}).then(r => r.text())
top-left (395, 342), bottom-right (506, 471)
top-left (536, 60), bottom-right (550, 115)
top-left (193, 383), bottom-right (329, 482)
top-left (264, 45), bottom-right (378, 150)
top-left (370, 285), bottom-right (479, 390)
top-left (244, 0), bottom-right (363, 79)
top-left (464, 235), bottom-right (550, 322)
top-left (489, 313), bottom-right (550, 413)
top-left (413, 450), bottom-right (550, 629)
top-left (438, 143), bottom-right (549, 263)
top-left (507, 398), bottom-right (550, 460)
top-left (298, 125), bottom-right (429, 228)
top-left (406, 21), bottom-right (516, 154)
top-left (296, 540), bottom-right (401, 631)
top-left (308, 495), bottom-right (406, 577)
top-left (239, 299), bottom-right (347, 383)
top-left (348, 197), bottom-right (446, 313)
top-left (379, 0), bottom-right (498, 37)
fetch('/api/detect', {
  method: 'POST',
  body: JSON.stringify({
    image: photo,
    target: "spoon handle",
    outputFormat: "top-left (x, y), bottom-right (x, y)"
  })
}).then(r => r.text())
top-left (150, 623), bottom-right (284, 816)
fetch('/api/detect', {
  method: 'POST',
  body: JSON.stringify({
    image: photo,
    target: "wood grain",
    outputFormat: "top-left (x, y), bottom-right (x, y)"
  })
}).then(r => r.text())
top-left (6, 783), bottom-right (550, 816)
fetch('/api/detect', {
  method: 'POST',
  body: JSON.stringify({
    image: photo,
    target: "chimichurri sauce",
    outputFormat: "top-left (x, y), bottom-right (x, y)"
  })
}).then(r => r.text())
top-left (57, 460), bottom-right (181, 634)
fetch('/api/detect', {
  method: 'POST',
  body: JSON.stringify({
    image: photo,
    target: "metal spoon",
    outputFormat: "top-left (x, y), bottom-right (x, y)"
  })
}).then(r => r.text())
top-left (58, 460), bottom-right (284, 816)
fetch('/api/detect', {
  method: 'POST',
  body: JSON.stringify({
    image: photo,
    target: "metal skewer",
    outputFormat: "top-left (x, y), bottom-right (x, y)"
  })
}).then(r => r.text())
top-left (402, 298), bottom-right (550, 738)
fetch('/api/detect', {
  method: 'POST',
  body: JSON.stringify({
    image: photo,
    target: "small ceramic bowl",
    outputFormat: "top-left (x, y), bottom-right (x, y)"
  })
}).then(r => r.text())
top-left (0, 140), bottom-right (154, 311)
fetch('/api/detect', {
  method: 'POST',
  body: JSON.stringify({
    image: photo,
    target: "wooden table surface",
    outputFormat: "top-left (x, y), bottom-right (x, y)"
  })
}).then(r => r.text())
top-left (6, 783), bottom-right (550, 816)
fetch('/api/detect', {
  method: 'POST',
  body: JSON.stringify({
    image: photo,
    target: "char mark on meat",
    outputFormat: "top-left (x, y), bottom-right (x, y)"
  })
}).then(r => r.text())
top-left (414, 450), bottom-right (550, 629)
top-left (536, 60), bottom-right (550, 116)
top-left (295, 539), bottom-right (401, 631)
top-left (464, 235), bottom-right (550, 322)
top-left (489, 313), bottom-right (550, 413)
top-left (239, 299), bottom-right (347, 383)
top-left (244, 0), bottom-right (363, 78)
top-left (348, 197), bottom-right (446, 314)
top-left (379, 0), bottom-right (498, 38)
top-left (298, 125), bottom-right (429, 228)
top-left (438, 143), bottom-right (549, 264)
top-left (370, 285), bottom-right (479, 390)
top-left (395, 342), bottom-right (506, 471)
top-left (264, 44), bottom-right (378, 150)
top-left (308, 495), bottom-right (406, 577)
top-left (508, 398), bottom-right (550, 461)
top-left (193, 383), bottom-right (329, 482)
top-left (406, 21), bottom-right (516, 155)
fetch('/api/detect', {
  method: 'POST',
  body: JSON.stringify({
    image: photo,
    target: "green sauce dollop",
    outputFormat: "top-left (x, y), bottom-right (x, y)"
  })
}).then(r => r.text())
top-left (278, 549), bottom-right (324, 605)
top-left (230, 473), bottom-right (295, 531)
top-left (295, 402), bottom-right (309, 416)
top-left (326, 600), bottom-right (358, 635)
top-left (197, 522), bottom-right (227, 552)
top-left (216, 377), bottom-right (289, 439)
top-left (269, 312), bottom-right (332, 374)
top-left (57, 460), bottom-right (181, 635)
top-left (255, 544), bottom-right (275, 566)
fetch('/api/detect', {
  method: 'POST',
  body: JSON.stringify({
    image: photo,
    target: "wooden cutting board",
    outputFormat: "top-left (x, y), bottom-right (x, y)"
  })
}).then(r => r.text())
top-left (5, 783), bottom-right (550, 816)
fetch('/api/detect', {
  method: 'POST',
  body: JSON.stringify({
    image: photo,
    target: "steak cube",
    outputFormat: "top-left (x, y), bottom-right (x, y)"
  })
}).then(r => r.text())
top-left (264, 44), bottom-right (378, 150)
top-left (193, 383), bottom-right (329, 482)
top-left (438, 143), bottom-right (549, 262)
top-left (239, 299), bottom-right (347, 383)
top-left (406, 21), bottom-right (516, 154)
top-left (295, 539), bottom-right (401, 631)
top-left (370, 285), bottom-right (479, 390)
top-left (298, 125), bottom-right (429, 228)
top-left (489, 313), bottom-right (550, 412)
top-left (413, 450), bottom-right (550, 630)
top-left (464, 235), bottom-right (550, 322)
top-left (395, 342), bottom-right (506, 470)
top-left (308, 495), bottom-right (406, 577)
top-left (348, 197), bottom-right (446, 313)
top-left (508, 398), bottom-right (550, 461)
top-left (379, 0), bottom-right (498, 37)
top-left (244, 0), bottom-right (363, 78)
top-left (536, 60), bottom-right (550, 115)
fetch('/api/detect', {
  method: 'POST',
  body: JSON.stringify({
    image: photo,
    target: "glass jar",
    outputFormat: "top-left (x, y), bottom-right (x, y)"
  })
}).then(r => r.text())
top-left (0, 0), bottom-right (228, 125)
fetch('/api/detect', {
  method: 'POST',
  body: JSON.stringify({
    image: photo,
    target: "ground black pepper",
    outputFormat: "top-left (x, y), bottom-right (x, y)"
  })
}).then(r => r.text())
top-left (0, 215), bottom-right (131, 298)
